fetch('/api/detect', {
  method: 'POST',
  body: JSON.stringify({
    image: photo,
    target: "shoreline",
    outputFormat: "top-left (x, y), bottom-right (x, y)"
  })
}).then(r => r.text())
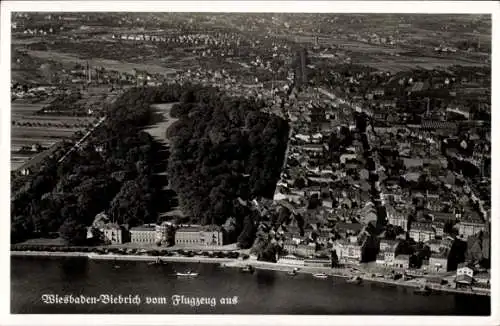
top-left (11, 251), bottom-right (490, 297)
top-left (11, 251), bottom-right (234, 264)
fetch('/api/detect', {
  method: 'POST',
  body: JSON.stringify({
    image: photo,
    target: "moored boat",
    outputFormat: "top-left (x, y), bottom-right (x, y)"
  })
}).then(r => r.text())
top-left (313, 272), bottom-right (328, 279)
top-left (176, 270), bottom-right (198, 277)
top-left (288, 268), bottom-right (299, 276)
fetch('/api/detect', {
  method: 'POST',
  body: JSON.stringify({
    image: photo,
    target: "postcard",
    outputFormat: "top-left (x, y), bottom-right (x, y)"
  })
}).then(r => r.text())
top-left (1, 1), bottom-right (498, 326)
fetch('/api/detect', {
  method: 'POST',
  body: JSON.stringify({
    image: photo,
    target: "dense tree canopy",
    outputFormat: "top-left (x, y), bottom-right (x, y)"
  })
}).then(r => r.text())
top-left (167, 91), bottom-right (289, 226)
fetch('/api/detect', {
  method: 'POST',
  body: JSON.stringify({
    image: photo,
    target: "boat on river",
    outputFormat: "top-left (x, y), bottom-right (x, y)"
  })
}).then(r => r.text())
top-left (288, 268), bottom-right (299, 276)
top-left (176, 270), bottom-right (198, 277)
top-left (313, 273), bottom-right (328, 279)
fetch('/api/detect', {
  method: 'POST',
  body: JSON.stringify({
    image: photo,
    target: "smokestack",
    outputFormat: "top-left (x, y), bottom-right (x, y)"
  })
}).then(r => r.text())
top-left (87, 61), bottom-right (91, 83)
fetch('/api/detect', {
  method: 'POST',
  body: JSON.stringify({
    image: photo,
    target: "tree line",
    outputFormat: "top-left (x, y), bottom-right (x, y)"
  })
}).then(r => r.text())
top-left (166, 88), bottom-right (290, 246)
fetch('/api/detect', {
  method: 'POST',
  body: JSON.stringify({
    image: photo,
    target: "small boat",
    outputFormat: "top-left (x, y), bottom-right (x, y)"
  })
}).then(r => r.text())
top-left (113, 265), bottom-right (120, 269)
top-left (347, 276), bottom-right (363, 284)
top-left (313, 273), bottom-right (328, 279)
top-left (176, 271), bottom-right (198, 277)
top-left (288, 268), bottom-right (299, 276)
top-left (240, 265), bottom-right (255, 273)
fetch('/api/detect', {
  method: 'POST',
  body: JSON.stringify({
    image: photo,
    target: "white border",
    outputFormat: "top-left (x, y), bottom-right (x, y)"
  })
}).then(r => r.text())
top-left (1, 1), bottom-right (498, 326)
top-left (0, 1), bottom-right (498, 13)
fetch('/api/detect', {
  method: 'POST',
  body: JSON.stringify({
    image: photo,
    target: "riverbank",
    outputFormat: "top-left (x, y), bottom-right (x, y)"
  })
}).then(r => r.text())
top-left (11, 251), bottom-right (233, 264)
top-left (10, 251), bottom-right (490, 297)
top-left (222, 260), bottom-right (490, 297)
top-left (11, 256), bottom-right (490, 315)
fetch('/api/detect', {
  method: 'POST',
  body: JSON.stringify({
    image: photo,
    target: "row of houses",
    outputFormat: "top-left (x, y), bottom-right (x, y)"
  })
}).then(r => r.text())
top-left (387, 203), bottom-right (487, 241)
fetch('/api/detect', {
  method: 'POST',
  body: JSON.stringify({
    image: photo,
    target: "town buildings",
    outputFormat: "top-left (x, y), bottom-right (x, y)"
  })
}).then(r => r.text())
top-left (375, 240), bottom-right (398, 268)
top-left (428, 251), bottom-right (449, 272)
top-left (393, 254), bottom-right (410, 270)
top-left (174, 226), bottom-right (224, 246)
top-left (455, 263), bottom-right (475, 287)
top-left (130, 225), bottom-right (157, 244)
top-left (102, 223), bottom-right (124, 245)
top-left (409, 222), bottom-right (436, 243)
top-left (456, 219), bottom-right (486, 238)
top-left (155, 222), bottom-right (175, 245)
top-left (333, 236), bottom-right (364, 265)
top-left (386, 204), bottom-right (410, 231)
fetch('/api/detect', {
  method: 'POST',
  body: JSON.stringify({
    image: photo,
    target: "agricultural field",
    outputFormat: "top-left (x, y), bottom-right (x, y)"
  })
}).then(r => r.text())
top-left (10, 98), bottom-right (97, 171)
top-left (25, 49), bottom-right (177, 76)
top-left (307, 36), bottom-right (489, 73)
top-left (10, 102), bottom-right (45, 114)
top-left (354, 55), bottom-right (488, 73)
top-left (12, 127), bottom-right (78, 139)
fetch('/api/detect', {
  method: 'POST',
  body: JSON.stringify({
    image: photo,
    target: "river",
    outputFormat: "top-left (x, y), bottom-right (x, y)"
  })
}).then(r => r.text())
top-left (10, 257), bottom-right (490, 315)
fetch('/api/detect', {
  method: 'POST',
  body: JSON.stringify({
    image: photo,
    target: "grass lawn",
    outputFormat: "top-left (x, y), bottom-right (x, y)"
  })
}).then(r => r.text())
top-left (16, 237), bottom-right (67, 246)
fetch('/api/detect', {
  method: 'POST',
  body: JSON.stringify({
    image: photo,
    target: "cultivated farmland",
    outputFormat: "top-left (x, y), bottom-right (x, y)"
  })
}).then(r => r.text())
top-left (10, 96), bottom-right (101, 171)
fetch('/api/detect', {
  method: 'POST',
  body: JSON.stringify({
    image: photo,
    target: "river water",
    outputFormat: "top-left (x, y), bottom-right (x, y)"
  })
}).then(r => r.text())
top-left (10, 257), bottom-right (490, 315)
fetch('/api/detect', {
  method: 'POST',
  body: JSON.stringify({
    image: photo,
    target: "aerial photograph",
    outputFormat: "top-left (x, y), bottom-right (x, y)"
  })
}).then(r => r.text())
top-left (8, 9), bottom-right (492, 316)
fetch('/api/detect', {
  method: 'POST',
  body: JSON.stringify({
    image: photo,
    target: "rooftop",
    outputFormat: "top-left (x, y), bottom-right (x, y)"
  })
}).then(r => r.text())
top-left (130, 225), bottom-right (156, 232)
top-left (103, 223), bottom-right (121, 230)
top-left (411, 222), bottom-right (434, 232)
top-left (334, 222), bottom-right (363, 233)
top-left (380, 239), bottom-right (398, 247)
top-left (455, 274), bottom-right (473, 284)
top-left (430, 250), bottom-right (449, 259)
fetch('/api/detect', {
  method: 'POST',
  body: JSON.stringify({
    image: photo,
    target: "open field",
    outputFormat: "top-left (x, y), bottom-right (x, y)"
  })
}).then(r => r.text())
top-left (10, 89), bottom-right (113, 170)
top-left (143, 102), bottom-right (184, 220)
top-left (11, 134), bottom-right (63, 170)
top-left (358, 57), bottom-right (488, 73)
top-left (12, 103), bottom-right (97, 125)
top-left (144, 102), bottom-right (179, 145)
top-left (11, 158), bottom-right (28, 170)
top-left (12, 117), bottom-right (95, 126)
top-left (25, 49), bottom-right (177, 76)
top-left (10, 110), bottom-right (90, 171)
top-left (281, 28), bottom-right (489, 73)
top-left (11, 137), bottom-right (59, 148)
top-left (12, 141), bottom-right (63, 172)
top-left (11, 102), bottom-right (45, 114)
top-left (12, 127), bottom-right (77, 139)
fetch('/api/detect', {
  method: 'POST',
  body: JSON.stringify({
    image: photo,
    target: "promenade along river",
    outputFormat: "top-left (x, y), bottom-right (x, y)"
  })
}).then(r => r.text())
top-left (11, 257), bottom-right (490, 315)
